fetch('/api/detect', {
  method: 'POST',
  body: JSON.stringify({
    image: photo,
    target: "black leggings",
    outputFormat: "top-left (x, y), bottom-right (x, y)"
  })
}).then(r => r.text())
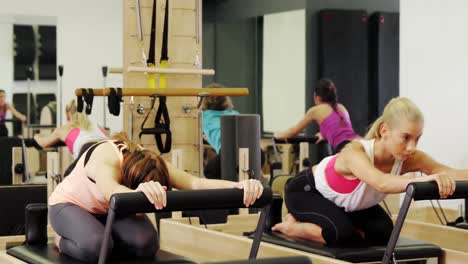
top-left (333, 140), bottom-right (351, 154)
top-left (50, 203), bottom-right (158, 262)
top-left (284, 170), bottom-right (393, 246)
top-left (0, 124), bottom-right (8, 137)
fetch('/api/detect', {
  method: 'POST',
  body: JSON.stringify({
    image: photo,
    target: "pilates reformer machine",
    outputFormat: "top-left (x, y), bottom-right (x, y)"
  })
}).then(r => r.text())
top-left (0, 108), bottom-right (318, 263)
top-left (8, 64), bottom-right (72, 187)
top-left (146, 116), bottom-right (468, 263)
top-left (269, 136), bottom-right (319, 177)
top-left (267, 136), bottom-right (321, 195)
top-left (158, 181), bottom-right (468, 264)
top-left (106, 111), bottom-right (466, 263)
top-left (2, 188), bottom-right (276, 263)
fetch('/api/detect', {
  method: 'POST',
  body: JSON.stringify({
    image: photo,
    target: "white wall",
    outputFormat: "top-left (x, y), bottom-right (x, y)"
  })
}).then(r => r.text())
top-left (0, 18), bottom-right (13, 95)
top-left (0, 15), bottom-right (58, 115)
top-left (401, 0), bottom-right (468, 211)
top-left (0, 0), bottom-right (123, 132)
top-left (262, 9), bottom-right (305, 133)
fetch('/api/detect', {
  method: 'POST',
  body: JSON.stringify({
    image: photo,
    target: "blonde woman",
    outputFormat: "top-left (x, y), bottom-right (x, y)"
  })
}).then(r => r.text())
top-left (30, 99), bottom-right (108, 159)
top-left (272, 97), bottom-right (467, 246)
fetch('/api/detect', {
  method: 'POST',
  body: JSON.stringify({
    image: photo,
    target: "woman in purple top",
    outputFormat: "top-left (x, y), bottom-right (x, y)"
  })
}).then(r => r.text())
top-left (274, 78), bottom-right (359, 153)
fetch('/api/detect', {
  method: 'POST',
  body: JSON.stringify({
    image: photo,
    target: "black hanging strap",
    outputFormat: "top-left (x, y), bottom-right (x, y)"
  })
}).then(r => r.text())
top-left (139, 96), bottom-right (172, 154)
top-left (77, 88), bottom-right (94, 114)
top-left (77, 89), bottom-right (85, 113)
top-left (84, 89), bottom-right (94, 115)
top-left (138, 0), bottom-right (172, 153)
top-left (147, 0), bottom-right (157, 66)
top-left (160, 0), bottom-right (169, 63)
top-left (107, 87), bottom-right (124, 116)
top-left (154, 96), bottom-right (171, 153)
top-left (146, 0), bottom-right (171, 153)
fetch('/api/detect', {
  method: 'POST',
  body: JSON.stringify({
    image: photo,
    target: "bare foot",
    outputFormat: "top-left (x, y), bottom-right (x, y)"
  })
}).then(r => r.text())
top-left (284, 213), bottom-right (298, 223)
top-left (272, 214), bottom-right (326, 244)
top-left (271, 214), bottom-right (299, 236)
top-left (54, 234), bottom-right (61, 251)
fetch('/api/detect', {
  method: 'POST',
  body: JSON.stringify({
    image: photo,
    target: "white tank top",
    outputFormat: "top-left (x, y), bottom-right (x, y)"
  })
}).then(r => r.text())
top-left (314, 139), bottom-right (403, 212)
top-left (72, 123), bottom-right (108, 159)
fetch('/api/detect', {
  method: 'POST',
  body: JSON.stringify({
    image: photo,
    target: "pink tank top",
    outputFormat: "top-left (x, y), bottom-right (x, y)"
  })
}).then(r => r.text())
top-left (314, 139), bottom-right (403, 212)
top-left (64, 124), bottom-right (109, 160)
top-left (319, 109), bottom-right (359, 149)
top-left (320, 110), bottom-right (359, 149)
top-left (325, 155), bottom-right (360, 194)
top-left (0, 104), bottom-right (7, 124)
top-left (48, 140), bottom-right (126, 214)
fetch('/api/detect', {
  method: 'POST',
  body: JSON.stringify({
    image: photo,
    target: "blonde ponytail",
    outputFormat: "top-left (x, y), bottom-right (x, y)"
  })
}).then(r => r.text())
top-left (364, 116), bottom-right (384, 140)
top-left (66, 100), bottom-right (92, 130)
top-left (365, 97), bottom-right (423, 140)
top-left (111, 132), bottom-right (141, 153)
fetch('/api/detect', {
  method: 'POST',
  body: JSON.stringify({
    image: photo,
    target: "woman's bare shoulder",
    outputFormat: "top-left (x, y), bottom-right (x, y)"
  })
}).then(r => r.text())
top-left (87, 141), bottom-right (120, 165)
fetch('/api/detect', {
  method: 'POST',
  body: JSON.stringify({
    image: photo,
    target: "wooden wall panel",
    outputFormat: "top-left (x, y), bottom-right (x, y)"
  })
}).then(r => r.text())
top-left (123, 0), bottom-right (202, 175)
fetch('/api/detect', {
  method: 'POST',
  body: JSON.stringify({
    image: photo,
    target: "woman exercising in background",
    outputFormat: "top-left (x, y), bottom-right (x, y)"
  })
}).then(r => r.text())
top-left (27, 99), bottom-right (108, 159)
top-left (0, 89), bottom-right (27, 137)
top-left (274, 78), bottom-right (359, 153)
top-left (200, 83), bottom-right (240, 179)
top-left (272, 97), bottom-right (467, 246)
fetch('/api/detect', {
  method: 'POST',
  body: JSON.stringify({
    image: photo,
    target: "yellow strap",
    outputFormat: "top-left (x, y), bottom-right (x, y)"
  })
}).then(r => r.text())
top-left (159, 60), bottom-right (168, 89)
top-left (147, 64), bottom-right (156, 89)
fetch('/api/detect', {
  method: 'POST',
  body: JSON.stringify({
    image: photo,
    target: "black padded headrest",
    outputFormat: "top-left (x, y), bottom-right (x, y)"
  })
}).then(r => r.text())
top-left (273, 136), bottom-right (318, 144)
top-left (408, 181), bottom-right (468, 200)
top-left (7, 243), bottom-right (195, 264)
top-left (0, 185), bottom-right (46, 236)
top-left (256, 232), bottom-right (440, 263)
top-left (110, 188), bottom-right (273, 215)
top-left (208, 256), bottom-right (311, 264)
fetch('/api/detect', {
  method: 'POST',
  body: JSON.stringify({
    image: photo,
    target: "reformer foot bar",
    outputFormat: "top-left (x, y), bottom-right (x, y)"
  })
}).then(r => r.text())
top-left (383, 181), bottom-right (468, 263)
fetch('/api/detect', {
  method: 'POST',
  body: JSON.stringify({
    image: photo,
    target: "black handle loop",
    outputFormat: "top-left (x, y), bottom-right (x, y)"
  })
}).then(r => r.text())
top-left (155, 96), bottom-right (171, 153)
top-left (84, 89), bottom-right (94, 115)
top-left (77, 89), bottom-right (85, 113)
top-left (107, 88), bottom-right (123, 116)
top-left (139, 96), bottom-right (172, 154)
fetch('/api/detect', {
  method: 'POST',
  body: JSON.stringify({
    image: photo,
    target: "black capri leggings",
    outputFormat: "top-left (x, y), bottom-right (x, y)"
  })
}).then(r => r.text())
top-left (284, 169), bottom-right (393, 246)
top-left (0, 124), bottom-right (8, 137)
top-left (333, 140), bottom-right (351, 154)
top-left (50, 203), bottom-right (158, 262)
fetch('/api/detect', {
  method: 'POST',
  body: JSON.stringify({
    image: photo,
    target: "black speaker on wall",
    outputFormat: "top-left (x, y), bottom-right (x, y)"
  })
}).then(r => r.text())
top-left (38, 26), bottom-right (57, 80)
top-left (318, 10), bottom-right (369, 136)
top-left (369, 12), bottom-right (399, 122)
top-left (13, 25), bottom-right (36, 81)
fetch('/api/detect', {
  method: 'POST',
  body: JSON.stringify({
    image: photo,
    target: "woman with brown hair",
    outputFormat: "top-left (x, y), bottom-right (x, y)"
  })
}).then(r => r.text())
top-left (48, 133), bottom-right (264, 262)
top-left (200, 83), bottom-right (240, 179)
top-left (200, 83), bottom-right (239, 154)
